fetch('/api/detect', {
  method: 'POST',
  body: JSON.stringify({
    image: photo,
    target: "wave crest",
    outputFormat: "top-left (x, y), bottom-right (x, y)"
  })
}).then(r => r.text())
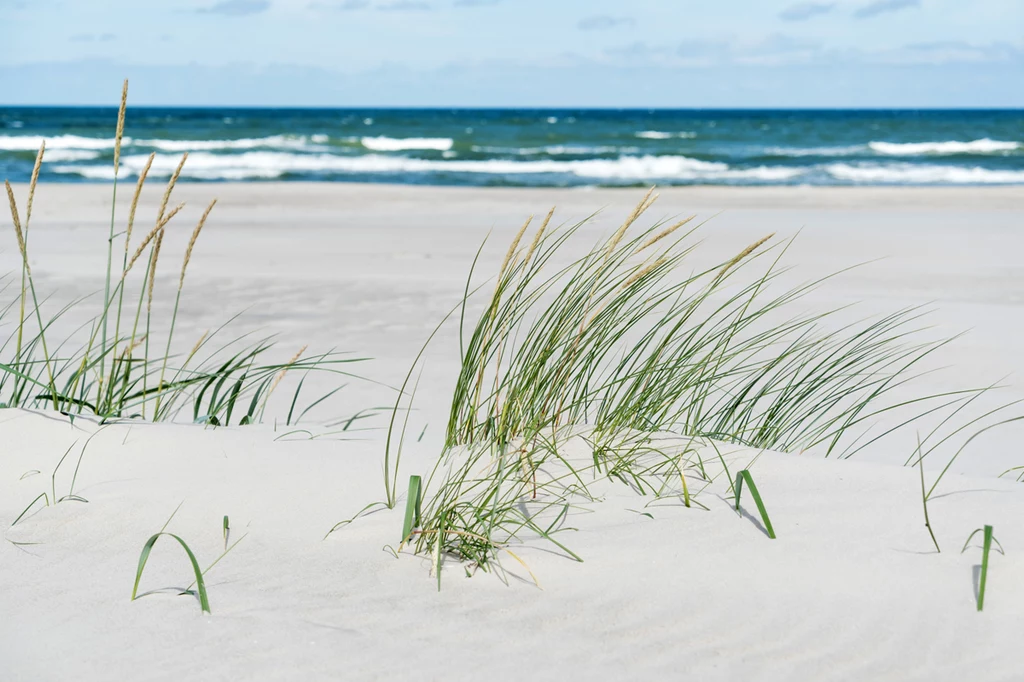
top-left (360, 136), bottom-right (454, 151)
top-left (869, 139), bottom-right (1020, 156)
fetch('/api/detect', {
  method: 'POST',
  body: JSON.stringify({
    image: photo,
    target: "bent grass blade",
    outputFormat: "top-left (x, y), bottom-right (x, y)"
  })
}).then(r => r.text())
top-left (131, 532), bottom-right (210, 614)
top-left (734, 469), bottom-right (776, 539)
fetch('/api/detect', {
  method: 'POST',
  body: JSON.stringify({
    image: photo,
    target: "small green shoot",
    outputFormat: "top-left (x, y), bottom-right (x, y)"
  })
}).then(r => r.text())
top-left (734, 469), bottom-right (776, 539)
top-left (402, 475), bottom-right (422, 543)
top-left (222, 515), bottom-right (229, 550)
top-left (131, 532), bottom-right (210, 613)
top-left (961, 524), bottom-right (1004, 612)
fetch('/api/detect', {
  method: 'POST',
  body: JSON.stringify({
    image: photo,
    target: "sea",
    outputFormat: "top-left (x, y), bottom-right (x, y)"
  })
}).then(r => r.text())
top-left (1, 108), bottom-right (1022, 186)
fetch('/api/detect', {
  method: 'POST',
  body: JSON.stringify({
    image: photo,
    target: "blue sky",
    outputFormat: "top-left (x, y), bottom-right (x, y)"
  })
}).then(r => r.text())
top-left (1, 0), bottom-right (1021, 106)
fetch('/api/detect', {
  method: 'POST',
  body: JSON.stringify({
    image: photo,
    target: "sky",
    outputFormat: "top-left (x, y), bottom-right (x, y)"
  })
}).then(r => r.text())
top-left (1, 0), bottom-right (1022, 107)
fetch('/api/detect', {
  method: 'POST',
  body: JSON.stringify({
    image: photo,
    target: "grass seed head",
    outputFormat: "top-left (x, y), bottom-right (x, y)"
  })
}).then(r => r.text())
top-left (717, 233), bottom-right (775, 278)
top-left (180, 198), bottom-right (217, 289)
top-left (499, 215), bottom-right (532, 281)
top-left (187, 330), bottom-right (209, 363)
top-left (523, 206), bottom-right (554, 269)
top-left (621, 257), bottom-right (667, 291)
top-left (118, 334), bottom-right (147, 360)
top-left (640, 215), bottom-right (695, 252)
top-left (606, 186), bottom-right (657, 258)
top-left (266, 345), bottom-right (308, 402)
top-left (26, 142), bottom-right (45, 226)
top-left (5, 181), bottom-right (29, 273)
top-left (126, 152), bottom-right (156, 251)
top-left (157, 152), bottom-right (188, 224)
top-left (147, 228), bottom-right (166, 312)
top-left (125, 202), bottom-right (183, 276)
top-left (113, 80), bottom-right (128, 169)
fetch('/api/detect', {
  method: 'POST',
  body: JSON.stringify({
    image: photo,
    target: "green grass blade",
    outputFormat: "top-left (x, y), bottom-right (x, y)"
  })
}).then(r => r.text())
top-left (734, 469), bottom-right (776, 539)
top-left (978, 525), bottom-right (993, 612)
top-left (11, 492), bottom-right (49, 527)
top-left (402, 475), bottom-right (423, 543)
top-left (131, 532), bottom-right (211, 614)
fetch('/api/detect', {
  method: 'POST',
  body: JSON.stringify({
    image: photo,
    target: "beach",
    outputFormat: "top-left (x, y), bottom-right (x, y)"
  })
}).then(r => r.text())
top-left (3, 183), bottom-right (1024, 681)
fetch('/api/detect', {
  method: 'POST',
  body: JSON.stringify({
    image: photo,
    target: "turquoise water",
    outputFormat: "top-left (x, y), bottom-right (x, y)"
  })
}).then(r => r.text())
top-left (1, 107), bottom-right (1022, 185)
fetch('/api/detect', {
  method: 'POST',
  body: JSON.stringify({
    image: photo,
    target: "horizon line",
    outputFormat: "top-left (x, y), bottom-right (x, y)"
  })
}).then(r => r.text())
top-left (3, 104), bottom-right (1023, 111)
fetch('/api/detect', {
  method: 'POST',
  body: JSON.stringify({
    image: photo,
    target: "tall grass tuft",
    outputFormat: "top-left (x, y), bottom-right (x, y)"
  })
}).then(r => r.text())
top-left (1, 84), bottom-right (366, 426)
top-left (388, 194), bottom-right (1017, 585)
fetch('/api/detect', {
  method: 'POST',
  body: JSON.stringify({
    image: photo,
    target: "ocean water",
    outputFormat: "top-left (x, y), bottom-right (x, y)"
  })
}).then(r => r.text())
top-left (1, 107), bottom-right (1022, 186)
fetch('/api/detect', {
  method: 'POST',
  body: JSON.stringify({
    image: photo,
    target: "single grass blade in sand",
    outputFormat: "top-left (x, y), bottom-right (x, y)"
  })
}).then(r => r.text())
top-left (402, 475), bottom-right (423, 542)
top-left (734, 470), bottom-right (776, 539)
top-left (961, 525), bottom-right (1003, 612)
top-left (915, 435), bottom-right (940, 553)
top-left (131, 532), bottom-right (211, 614)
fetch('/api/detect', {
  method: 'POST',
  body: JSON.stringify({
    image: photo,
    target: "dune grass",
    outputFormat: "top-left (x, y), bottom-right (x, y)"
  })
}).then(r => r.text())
top-left (962, 525), bottom-right (1003, 611)
top-left (383, 190), bottom-right (1016, 586)
top-left (733, 469), bottom-right (776, 539)
top-left (132, 531), bottom-right (211, 614)
top-left (131, 505), bottom-right (248, 614)
top-left (401, 474), bottom-right (422, 543)
top-left (1, 82), bottom-right (364, 425)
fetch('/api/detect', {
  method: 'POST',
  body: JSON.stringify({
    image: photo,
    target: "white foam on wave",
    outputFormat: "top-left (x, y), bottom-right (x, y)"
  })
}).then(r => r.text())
top-left (360, 136), bottom-right (454, 152)
top-left (470, 144), bottom-right (633, 156)
top-left (762, 145), bottom-right (865, 157)
top-left (826, 162), bottom-right (1024, 184)
top-left (43, 149), bottom-right (101, 162)
top-left (635, 131), bottom-right (697, 140)
top-left (869, 139), bottom-right (1020, 156)
top-left (51, 151), bottom-right (803, 182)
top-left (134, 135), bottom-right (317, 152)
top-left (0, 134), bottom-right (124, 151)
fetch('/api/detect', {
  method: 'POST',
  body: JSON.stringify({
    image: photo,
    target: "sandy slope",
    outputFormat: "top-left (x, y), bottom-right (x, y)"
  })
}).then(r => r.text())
top-left (3, 411), bottom-right (1024, 682)
top-left (2, 184), bottom-right (1024, 680)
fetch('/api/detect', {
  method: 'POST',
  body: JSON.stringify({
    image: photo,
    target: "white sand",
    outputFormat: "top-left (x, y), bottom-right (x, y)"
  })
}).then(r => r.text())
top-left (2, 184), bottom-right (1024, 680)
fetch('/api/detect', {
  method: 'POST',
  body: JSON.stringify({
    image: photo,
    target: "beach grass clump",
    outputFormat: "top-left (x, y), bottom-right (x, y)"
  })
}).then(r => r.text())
top-left (1, 82), bottom-right (364, 425)
top-left (388, 191), bottom-right (1014, 584)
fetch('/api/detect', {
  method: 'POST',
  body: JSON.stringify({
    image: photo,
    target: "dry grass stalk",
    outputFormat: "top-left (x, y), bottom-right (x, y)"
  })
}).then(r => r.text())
top-left (180, 198), bottom-right (217, 288)
top-left (25, 142), bottom-right (44, 227)
top-left (125, 153), bottom-right (156, 251)
top-left (266, 345), bottom-right (308, 403)
top-left (113, 79), bottom-right (128, 169)
top-left (147, 229), bottom-right (165, 312)
top-left (498, 215), bottom-right (532, 282)
top-left (717, 233), bottom-right (775, 279)
top-left (125, 202), bottom-right (183, 275)
top-left (640, 215), bottom-right (695, 252)
top-left (522, 206), bottom-right (554, 269)
top-left (118, 334), bottom-right (147, 361)
top-left (156, 153), bottom-right (188, 224)
top-left (621, 257), bottom-right (668, 291)
top-left (606, 186), bottom-right (656, 258)
top-left (186, 330), bottom-right (209, 364)
top-left (5, 181), bottom-right (29, 273)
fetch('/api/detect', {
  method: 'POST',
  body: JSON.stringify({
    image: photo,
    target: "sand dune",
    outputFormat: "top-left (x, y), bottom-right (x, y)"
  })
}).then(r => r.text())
top-left (2, 184), bottom-right (1024, 681)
